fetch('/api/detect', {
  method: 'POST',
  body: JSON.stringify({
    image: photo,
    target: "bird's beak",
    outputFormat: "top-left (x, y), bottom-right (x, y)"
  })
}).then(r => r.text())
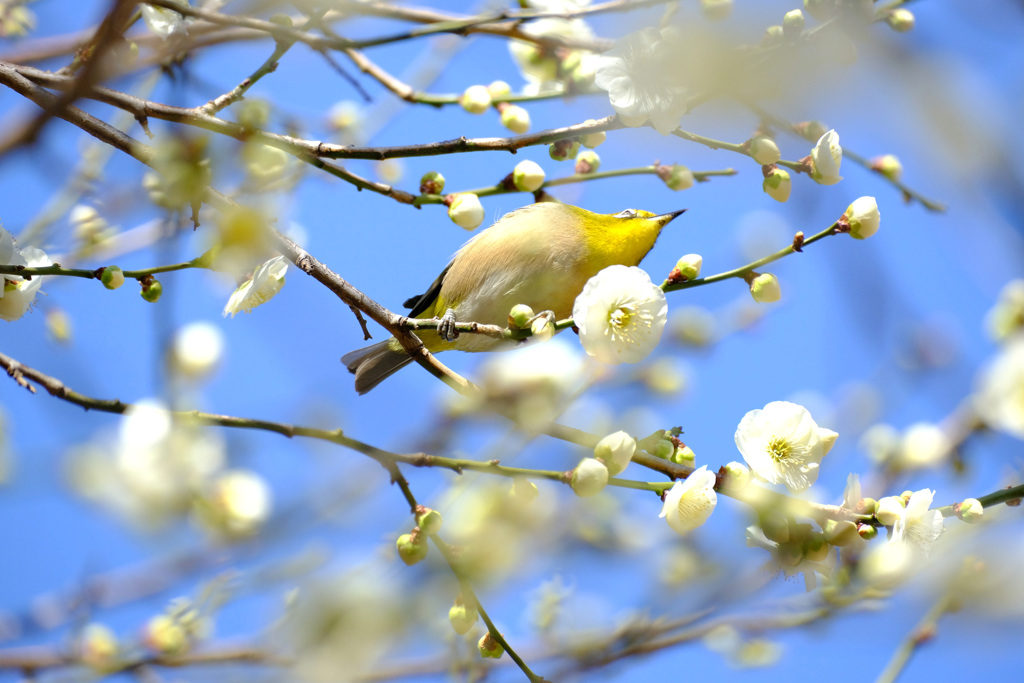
top-left (656, 209), bottom-right (687, 225)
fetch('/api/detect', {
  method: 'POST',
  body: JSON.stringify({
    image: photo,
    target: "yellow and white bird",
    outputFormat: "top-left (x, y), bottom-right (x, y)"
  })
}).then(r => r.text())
top-left (343, 202), bottom-right (684, 393)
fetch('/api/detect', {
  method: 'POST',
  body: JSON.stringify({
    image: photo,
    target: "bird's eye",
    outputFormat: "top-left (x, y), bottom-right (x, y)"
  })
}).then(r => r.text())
top-left (614, 209), bottom-right (638, 219)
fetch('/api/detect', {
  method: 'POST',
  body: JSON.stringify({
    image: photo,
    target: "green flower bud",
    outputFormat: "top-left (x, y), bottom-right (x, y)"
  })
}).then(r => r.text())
top-left (748, 273), bottom-right (781, 303)
top-left (574, 150), bottom-right (600, 174)
top-left (548, 139), bottom-right (580, 162)
top-left (512, 160), bottom-right (545, 192)
top-left (653, 439), bottom-right (675, 460)
top-left (803, 0), bottom-right (835, 21)
top-left (670, 444), bottom-right (695, 466)
top-left (663, 164), bottom-right (694, 191)
top-left (396, 532), bottom-right (428, 566)
top-left (782, 9), bottom-right (805, 38)
top-left (875, 496), bottom-right (905, 526)
top-left (857, 523), bottom-right (878, 540)
top-left (500, 104), bottom-right (531, 134)
top-left (886, 8), bottom-right (915, 32)
top-left (416, 508), bottom-right (443, 535)
top-left (700, 0), bottom-right (732, 21)
top-left (419, 171), bottom-right (445, 195)
top-left (674, 253), bottom-right (702, 281)
top-left (579, 121), bottom-right (606, 149)
top-left (823, 519), bottom-right (859, 547)
top-left (856, 497), bottom-right (878, 515)
top-left (460, 85), bottom-right (492, 114)
top-left (478, 632), bottom-right (504, 659)
top-left (762, 167), bottom-right (792, 203)
top-left (449, 602), bottom-right (478, 635)
top-left (487, 80), bottom-right (511, 98)
top-left (140, 278), bottom-right (162, 303)
top-left (957, 498), bottom-right (984, 524)
top-left (508, 304), bottom-right (535, 329)
top-left (100, 266), bottom-right (125, 290)
top-left (749, 136), bottom-right (781, 165)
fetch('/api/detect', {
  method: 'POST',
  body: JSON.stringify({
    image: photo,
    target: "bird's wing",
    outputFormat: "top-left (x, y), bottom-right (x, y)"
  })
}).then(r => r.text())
top-left (403, 262), bottom-right (453, 318)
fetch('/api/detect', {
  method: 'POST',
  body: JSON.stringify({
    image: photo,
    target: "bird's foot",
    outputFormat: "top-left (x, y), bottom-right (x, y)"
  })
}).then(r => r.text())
top-left (439, 308), bottom-right (459, 342)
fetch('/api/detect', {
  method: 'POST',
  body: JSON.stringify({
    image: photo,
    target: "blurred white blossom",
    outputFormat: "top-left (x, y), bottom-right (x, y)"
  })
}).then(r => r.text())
top-left (594, 28), bottom-right (689, 134)
top-left (975, 334), bottom-right (1024, 439)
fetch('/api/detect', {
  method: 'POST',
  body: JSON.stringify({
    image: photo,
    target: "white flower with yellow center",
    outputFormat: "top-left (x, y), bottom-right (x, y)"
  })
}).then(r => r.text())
top-left (223, 255), bottom-right (287, 318)
top-left (734, 401), bottom-right (838, 493)
top-left (975, 334), bottom-right (1024, 439)
top-left (0, 227), bottom-right (52, 322)
top-left (660, 465), bottom-right (717, 535)
top-left (573, 265), bottom-right (667, 364)
top-left (891, 489), bottom-right (944, 557)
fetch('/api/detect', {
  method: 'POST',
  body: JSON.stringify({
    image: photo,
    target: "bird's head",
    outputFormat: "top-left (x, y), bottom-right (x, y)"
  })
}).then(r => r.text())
top-left (575, 206), bottom-right (686, 267)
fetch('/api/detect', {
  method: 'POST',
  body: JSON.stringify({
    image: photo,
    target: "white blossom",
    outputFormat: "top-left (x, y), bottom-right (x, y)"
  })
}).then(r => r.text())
top-left (660, 466), bottom-right (717, 535)
top-left (891, 489), bottom-right (944, 557)
top-left (141, 3), bottom-right (189, 38)
top-left (223, 255), bottom-right (288, 317)
top-left (447, 193), bottom-right (485, 230)
top-left (573, 265), bottom-right (668, 364)
top-left (571, 457), bottom-right (609, 497)
top-left (594, 28), bottom-right (689, 135)
top-left (975, 334), bottom-right (1024, 439)
top-left (734, 401), bottom-right (837, 492)
top-left (208, 469), bottom-right (272, 535)
top-left (810, 129), bottom-right (842, 185)
top-left (0, 227), bottom-right (52, 322)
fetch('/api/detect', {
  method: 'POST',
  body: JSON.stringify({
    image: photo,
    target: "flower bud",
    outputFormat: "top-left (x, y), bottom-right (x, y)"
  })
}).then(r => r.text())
top-left (530, 317), bottom-right (555, 342)
top-left (594, 431), bottom-right (636, 477)
top-left (700, 0), bottom-right (732, 21)
top-left (810, 129), bottom-right (843, 185)
top-left (748, 273), bottom-right (781, 303)
top-left (796, 119), bottom-right (827, 142)
top-left (749, 136), bottom-right (781, 165)
top-left (652, 438), bottom-right (675, 460)
top-left (823, 519), bottom-right (859, 547)
top-left (449, 601), bottom-right (479, 635)
top-left (857, 523), bottom-right (878, 540)
top-left (957, 498), bottom-right (984, 524)
top-left (663, 164), bottom-right (694, 191)
top-left (856, 497), bottom-right (878, 516)
top-left (548, 139), bottom-right (580, 162)
top-left (721, 461), bottom-right (750, 491)
top-left (500, 104), bottom-right (531, 134)
top-left (886, 8), bottom-right (915, 32)
top-left (478, 632), bottom-right (504, 659)
top-left (782, 9), bottom-right (805, 37)
top-left (762, 25), bottom-right (783, 46)
top-left (141, 278), bottom-right (163, 303)
top-left (100, 266), bottom-right (125, 290)
top-left (843, 196), bottom-right (881, 240)
top-left (396, 532), bottom-right (428, 566)
top-left (579, 122), bottom-right (606, 149)
top-left (142, 615), bottom-right (188, 655)
top-left (416, 507), bottom-right (443, 535)
top-left (870, 154), bottom-right (903, 182)
top-left (419, 171), bottom-right (445, 195)
top-left (803, 0), bottom-right (835, 21)
top-left (509, 477), bottom-right (539, 505)
top-left (670, 444), bottom-right (695, 466)
top-left (674, 254), bottom-right (702, 281)
top-left (447, 193), bottom-right (485, 230)
top-left (762, 167), bottom-right (791, 202)
top-left (574, 150), bottom-right (600, 174)
top-left (874, 496), bottom-right (905, 526)
top-left (460, 85), bottom-right (492, 114)
top-left (512, 160), bottom-right (545, 192)
top-left (79, 623), bottom-right (119, 671)
top-left (508, 304), bottom-right (535, 329)
top-left (571, 457), bottom-right (609, 497)
top-left (487, 80), bottom-right (511, 98)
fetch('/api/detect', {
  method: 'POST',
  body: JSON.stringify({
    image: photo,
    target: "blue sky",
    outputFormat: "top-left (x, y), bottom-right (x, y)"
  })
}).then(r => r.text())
top-left (1, 1), bottom-right (1024, 681)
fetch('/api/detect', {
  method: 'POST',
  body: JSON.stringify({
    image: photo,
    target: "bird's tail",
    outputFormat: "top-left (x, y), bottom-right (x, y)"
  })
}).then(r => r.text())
top-left (341, 340), bottom-right (414, 395)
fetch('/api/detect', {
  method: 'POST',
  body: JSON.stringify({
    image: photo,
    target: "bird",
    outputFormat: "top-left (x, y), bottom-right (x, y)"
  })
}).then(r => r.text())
top-left (342, 202), bottom-right (685, 394)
